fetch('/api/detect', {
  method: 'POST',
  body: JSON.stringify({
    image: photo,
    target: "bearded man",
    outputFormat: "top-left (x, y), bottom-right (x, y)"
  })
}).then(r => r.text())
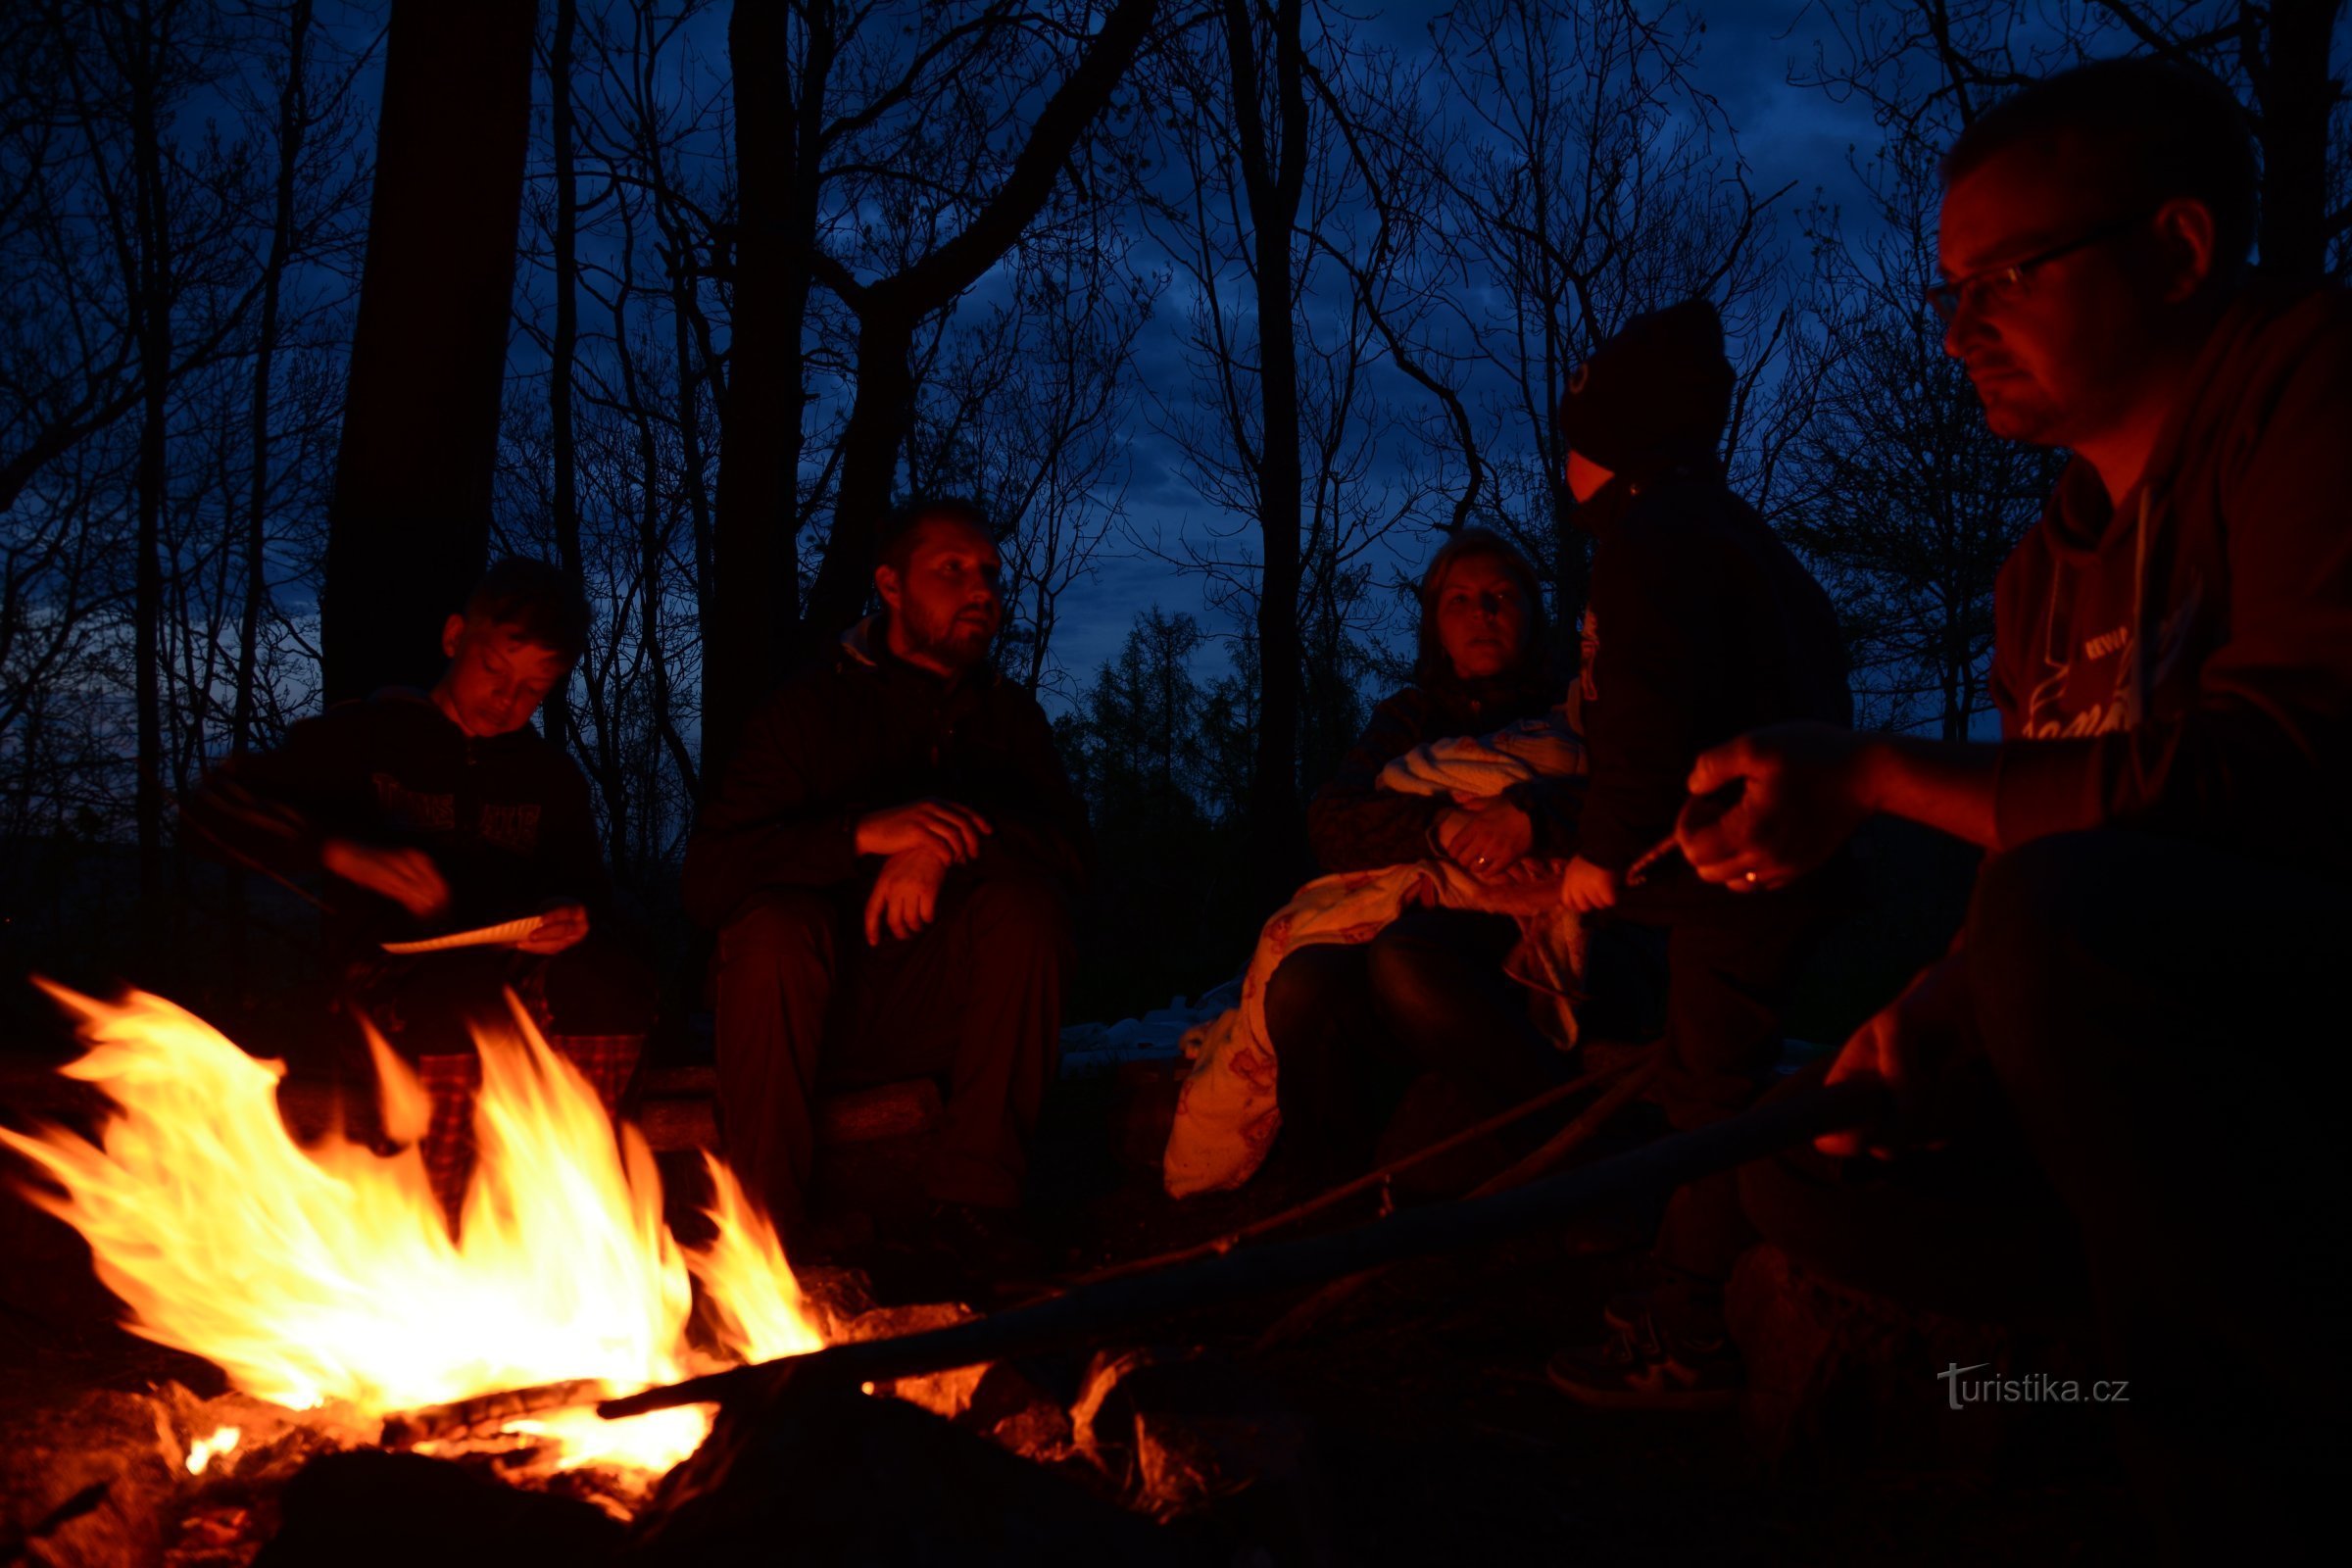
top-left (682, 498), bottom-right (1089, 1265)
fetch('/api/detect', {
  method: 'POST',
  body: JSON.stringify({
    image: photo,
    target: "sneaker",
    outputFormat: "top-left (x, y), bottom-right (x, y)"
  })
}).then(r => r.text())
top-left (1545, 1297), bottom-right (1742, 1412)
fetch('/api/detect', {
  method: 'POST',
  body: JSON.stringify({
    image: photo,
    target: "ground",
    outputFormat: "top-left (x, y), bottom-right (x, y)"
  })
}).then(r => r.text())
top-left (1, 1020), bottom-right (2145, 1566)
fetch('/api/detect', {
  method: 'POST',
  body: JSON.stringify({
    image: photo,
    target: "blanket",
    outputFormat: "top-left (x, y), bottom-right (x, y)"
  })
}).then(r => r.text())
top-left (1162, 711), bottom-right (1589, 1198)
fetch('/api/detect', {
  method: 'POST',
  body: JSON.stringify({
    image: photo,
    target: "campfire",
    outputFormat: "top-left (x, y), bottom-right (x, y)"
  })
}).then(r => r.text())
top-left (0, 983), bottom-right (825, 1500)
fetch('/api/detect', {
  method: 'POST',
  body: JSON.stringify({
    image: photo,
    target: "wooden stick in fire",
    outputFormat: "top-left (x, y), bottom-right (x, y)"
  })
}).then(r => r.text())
top-left (598, 1076), bottom-right (1886, 1421)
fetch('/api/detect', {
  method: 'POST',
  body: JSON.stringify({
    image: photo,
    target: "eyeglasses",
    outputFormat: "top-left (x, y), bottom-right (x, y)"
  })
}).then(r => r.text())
top-left (1923, 211), bottom-right (2153, 322)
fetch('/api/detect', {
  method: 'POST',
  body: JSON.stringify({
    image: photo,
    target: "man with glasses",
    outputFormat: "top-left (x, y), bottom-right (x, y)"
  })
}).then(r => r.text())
top-left (1676, 59), bottom-right (2348, 1553)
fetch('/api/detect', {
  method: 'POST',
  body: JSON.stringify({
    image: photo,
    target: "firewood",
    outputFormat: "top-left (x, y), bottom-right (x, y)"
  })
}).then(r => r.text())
top-left (376, 1379), bottom-right (609, 1447)
top-left (598, 1078), bottom-right (1885, 1423)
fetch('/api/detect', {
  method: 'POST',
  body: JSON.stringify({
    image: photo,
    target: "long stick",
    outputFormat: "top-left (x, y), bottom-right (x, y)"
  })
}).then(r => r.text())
top-left (1061, 1052), bottom-right (1642, 1290)
top-left (599, 1077), bottom-right (1883, 1421)
top-left (1253, 1050), bottom-right (1662, 1348)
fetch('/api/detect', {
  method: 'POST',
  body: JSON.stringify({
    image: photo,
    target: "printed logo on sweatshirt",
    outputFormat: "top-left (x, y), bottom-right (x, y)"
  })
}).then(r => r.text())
top-left (370, 773), bottom-right (455, 832)
top-left (2020, 579), bottom-right (2205, 741)
top-left (477, 802), bottom-right (543, 854)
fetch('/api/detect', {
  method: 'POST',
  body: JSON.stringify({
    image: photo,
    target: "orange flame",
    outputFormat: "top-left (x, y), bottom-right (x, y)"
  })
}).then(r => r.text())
top-left (0, 984), bottom-right (823, 1476)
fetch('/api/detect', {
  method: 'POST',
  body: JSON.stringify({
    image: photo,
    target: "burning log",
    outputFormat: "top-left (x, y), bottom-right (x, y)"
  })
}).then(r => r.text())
top-left (601, 1077), bottom-right (1886, 1421)
top-left (376, 1378), bottom-right (611, 1447)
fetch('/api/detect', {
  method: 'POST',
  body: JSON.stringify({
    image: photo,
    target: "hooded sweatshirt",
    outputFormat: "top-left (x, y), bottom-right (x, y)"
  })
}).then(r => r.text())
top-left (1573, 464), bottom-right (1852, 871)
top-left (182, 689), bottom-right (611, 953)
top-left (679, 614), bottom-right (1091, 929)
top-left (1987, 281), bottom-right (2352, 879)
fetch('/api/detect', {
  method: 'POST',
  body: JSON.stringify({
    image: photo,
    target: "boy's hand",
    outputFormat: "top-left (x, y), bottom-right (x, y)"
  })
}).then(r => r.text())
top-left (1559, 855), bottom-right (1620, 914)
top-left (516, 902), bottom-right (590, 954)
top-left (321, 839), bottom-right (451, 918)
top-left (864, 846), bottom-right (953, 945)
top-left (856, 799), bottom-right (991, 863)
top-left (1441, 795), bottom-right (1534, 878)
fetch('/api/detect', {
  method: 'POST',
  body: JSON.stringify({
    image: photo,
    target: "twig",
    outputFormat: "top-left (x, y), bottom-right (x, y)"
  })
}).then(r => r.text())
top-left (1252, 1050), bottom-right (1663, 1348)
top-left (597, 1078), bottom-right (1884, 1421)
top-left (1061, 1053), bottom-right (1641, 1290)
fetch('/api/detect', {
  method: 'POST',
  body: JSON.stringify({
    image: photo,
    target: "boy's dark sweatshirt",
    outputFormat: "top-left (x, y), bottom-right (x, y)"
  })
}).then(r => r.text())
top-left (1575, 465), bottom-right (1851, 872)
top-left (1987, 281), bottom-right (2352, 882)
top-left (183, 690), bottom-right (611, 956)
top-left (679, 614), bottom-right (1090, 929)
top-left (1308, 664), bottom-right (1581, 874)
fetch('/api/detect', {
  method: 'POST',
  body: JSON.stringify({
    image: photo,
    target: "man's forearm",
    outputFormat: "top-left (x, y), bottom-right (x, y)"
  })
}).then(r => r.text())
top-left (1855, 734), bottom-right (2001, 848)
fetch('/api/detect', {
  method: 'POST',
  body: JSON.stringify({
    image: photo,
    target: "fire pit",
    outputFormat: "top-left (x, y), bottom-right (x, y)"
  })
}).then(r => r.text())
top-left (0, 985), bottom-right (832, 1544)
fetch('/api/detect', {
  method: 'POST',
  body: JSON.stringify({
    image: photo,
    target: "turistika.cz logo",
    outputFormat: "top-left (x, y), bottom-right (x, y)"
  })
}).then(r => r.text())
top-left (1937, 1362), bottom-right (2131, 1410)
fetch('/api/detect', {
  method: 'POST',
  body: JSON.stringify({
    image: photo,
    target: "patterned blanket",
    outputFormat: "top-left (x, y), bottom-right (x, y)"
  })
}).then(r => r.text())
top-left (1162, 712), bottom-right (1589, 1197)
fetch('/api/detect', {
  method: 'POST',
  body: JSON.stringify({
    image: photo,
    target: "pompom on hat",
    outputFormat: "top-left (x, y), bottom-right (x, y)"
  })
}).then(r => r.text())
top-left (1555, 298), bottom-right (1737, 475)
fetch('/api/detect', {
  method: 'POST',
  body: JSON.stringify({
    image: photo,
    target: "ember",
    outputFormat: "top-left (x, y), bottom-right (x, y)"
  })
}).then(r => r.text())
top-left (0, 983), bottom-right (824, 1484)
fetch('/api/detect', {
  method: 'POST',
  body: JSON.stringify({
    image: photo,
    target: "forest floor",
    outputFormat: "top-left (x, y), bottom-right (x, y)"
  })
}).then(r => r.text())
top-left (0, 1031), bottom-right (2148, 1567)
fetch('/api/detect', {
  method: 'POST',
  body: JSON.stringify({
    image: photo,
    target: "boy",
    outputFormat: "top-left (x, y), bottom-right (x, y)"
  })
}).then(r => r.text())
top-left (1542, 300), bottom-right (1851, 1406)
top-left (186, 558), bottom-right (653, 1220)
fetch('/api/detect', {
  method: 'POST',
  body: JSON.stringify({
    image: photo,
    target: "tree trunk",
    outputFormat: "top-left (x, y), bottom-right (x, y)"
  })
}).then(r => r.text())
top-left (706, 0), bottom-right (828, 787)
top-left (2248, 0), bottom-right (2344, 283)
top-left (234, 0), bottom-right (314, 755)
top-left (320, 0), bottom-right (537, 703)
top-left (128, 1), bottom-right (172, 972)
top-left (545, 0), bottom-right (583, 752)
top-left (1225, 0), bottom-right (1309, 906)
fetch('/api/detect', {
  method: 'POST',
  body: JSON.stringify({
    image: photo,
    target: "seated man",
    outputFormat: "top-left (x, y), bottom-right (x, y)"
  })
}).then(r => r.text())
top-left (681, 498), bottom-right (1088, 1263)
top-left (1677, 61), bottom-right (2347, 1554)
top-left (184, 558), bottom-right (653, 1220)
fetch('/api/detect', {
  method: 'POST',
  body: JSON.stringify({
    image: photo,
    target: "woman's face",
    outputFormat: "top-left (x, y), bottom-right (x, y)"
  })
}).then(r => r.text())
top-left (1434, 553), bottom-right (1529, 681)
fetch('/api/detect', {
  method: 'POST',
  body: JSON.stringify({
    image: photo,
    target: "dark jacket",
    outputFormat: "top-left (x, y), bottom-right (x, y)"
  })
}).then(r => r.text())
top-left (1307, 672), bottom-right (1582, 873)
top-left (1574, 467), bottom-right (1850, 871)
top-left (1987, 282), bottom-right (2352, 880)
top-left (681, 615), bottom-right (1091, 929)
top-left (182, 690), bottom-right (611, 948)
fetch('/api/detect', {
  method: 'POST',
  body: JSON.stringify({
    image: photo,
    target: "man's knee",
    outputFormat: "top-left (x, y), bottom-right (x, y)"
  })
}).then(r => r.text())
top-left (717, 888), bottom-right (840, 981)
top-left (1965, 830), bottom-right (2142, 989)
top-left (948, 872), bottom-right (1071, 959)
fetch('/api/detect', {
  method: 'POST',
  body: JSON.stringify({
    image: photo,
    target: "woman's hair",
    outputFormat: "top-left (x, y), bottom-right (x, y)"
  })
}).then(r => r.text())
top-left (1411, 528), bottom-right (1554, 689)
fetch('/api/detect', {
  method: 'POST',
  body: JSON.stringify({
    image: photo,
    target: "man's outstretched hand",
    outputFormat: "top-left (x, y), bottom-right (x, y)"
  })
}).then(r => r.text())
top-left (321, 839), bottom-right (451, 918)
top-left (1816, 951), bottom-right (1977, 1158)
top-left (865, 846), bottom-right (952, 945)
top-left (1677, 723), bottom-right (1874, 893)
top-left (856, 799), bottom-right (992, 863)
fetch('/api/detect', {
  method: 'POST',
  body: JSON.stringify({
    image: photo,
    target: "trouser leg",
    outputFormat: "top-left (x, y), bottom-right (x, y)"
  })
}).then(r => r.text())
top-left (712, 889), bottom-right (842, 1230)
top-left (1364, 906), bottom-right (1571, 1111)
top-left (1737, 1061), bottom-right (2091, 1328)
top-left (1262, 943), bottom-right (1403, 1176)
top-left (1966, 830), bottom-right (2349, 1557)
top-left (1616, 878), bottom-right (1840, 1282)
top-left (840, 870), bottom-right (1073, 1208)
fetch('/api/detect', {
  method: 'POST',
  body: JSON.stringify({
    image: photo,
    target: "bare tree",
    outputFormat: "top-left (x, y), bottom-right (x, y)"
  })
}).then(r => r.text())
top-left (319, 0), bottom-right (535, 702)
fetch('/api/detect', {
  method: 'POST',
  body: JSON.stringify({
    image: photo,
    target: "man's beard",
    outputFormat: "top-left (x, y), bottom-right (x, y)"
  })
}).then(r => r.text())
top-left (903, 598), bottom-right (999, 670)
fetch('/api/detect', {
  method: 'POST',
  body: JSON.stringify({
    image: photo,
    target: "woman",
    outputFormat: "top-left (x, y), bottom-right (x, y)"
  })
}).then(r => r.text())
top-left (1264, 529), bottom-right (1584, 1177)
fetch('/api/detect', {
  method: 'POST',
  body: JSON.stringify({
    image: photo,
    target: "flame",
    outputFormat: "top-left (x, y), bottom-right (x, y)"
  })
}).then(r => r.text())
top-left (0, 984), bottom-right (823, 1477)
top-left (185, 1425), bottom-right (241, 1475)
